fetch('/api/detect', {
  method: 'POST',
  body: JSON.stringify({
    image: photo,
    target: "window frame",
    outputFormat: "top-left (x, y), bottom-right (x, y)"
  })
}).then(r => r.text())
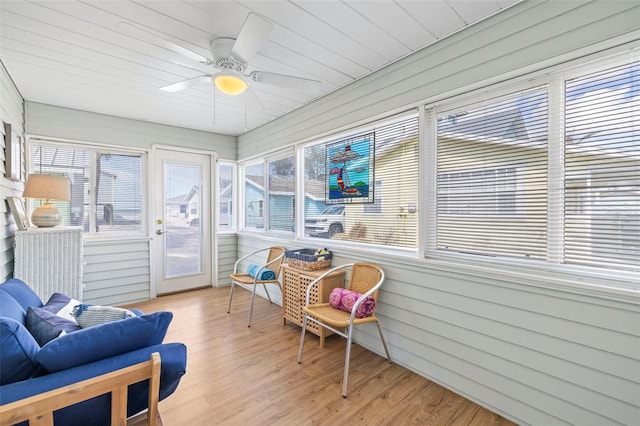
top-left (27, 136), bottom-right (149, 239)
top-left (424, 51), bottom-right (639, 281)
top-left (239, 149), bottom-right (295, 235)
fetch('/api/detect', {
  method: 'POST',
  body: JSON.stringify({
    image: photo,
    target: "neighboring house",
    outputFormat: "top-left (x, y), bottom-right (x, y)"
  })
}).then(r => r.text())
top-left (166, 187), bottom-right (200, 226)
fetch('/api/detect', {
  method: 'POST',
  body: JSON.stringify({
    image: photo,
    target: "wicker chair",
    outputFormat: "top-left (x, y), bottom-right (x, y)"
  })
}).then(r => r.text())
top-left (296, 262), bottom-right (391, 397)
top-left (227, 246), bottom-right (286, 327)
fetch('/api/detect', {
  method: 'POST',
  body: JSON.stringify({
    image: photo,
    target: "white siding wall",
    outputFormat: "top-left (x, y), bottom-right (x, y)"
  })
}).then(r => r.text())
top-left (83, 239), bottom-right (151, 306)
top-left (236, 2), bottom-right (640, 425)
top-left (217, 233), bottom-right (237, 287)
top-left (1, 61), bottom-right (24, 282)
top-left (24, 103), bottom-right (238, 305)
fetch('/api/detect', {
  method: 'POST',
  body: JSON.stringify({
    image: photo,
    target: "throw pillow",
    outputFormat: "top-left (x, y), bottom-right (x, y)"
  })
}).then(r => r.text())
top-left (247, 263), bottom-right (276, 280)
top-left (329, 288), bottom-right (376, 318)
top-left (71, 304), bottom-right (135, 328)
top-left (41, 293), bottom-right (82, 323)
top-left (0, 318), bottom-right (40, 385)
top-left (25, 307), bottom-right (81, 347)
top-left (36, 311), bottom-right (173, 373)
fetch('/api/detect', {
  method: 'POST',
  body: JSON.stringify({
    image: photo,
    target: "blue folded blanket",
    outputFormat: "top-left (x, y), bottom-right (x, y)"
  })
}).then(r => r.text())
top-left (247, 264), bottom-right (276, 280)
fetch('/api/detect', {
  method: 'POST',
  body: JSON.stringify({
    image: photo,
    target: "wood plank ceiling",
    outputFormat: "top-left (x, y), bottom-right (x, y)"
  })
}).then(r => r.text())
top-left (0, 0), bottom-right (520, 136)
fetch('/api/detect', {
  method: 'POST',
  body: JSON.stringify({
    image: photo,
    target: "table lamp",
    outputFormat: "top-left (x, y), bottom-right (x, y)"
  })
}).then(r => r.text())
top-left (22, 174), bottom-right (70, 227)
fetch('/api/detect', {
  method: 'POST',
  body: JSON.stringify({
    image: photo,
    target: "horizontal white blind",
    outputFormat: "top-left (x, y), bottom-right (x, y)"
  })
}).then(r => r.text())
top-left (436, 87), bottom-right (549, 259)
top-left (564, 61), bottom-right (640, 272)
top-left (31, 143), bottom-right (142, 233)
top-left (303, 113), bottom-right (419, 248)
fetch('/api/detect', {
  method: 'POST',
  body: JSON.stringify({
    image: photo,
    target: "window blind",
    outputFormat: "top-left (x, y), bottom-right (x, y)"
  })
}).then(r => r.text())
top-left (564, 61), bottom-right (640, 272)
top-left (303, 113), bottom-right (419, 248)
top-left (435, 87), bottom-right (549, 259)
top-left (31, 143), bottom-right (142, 233)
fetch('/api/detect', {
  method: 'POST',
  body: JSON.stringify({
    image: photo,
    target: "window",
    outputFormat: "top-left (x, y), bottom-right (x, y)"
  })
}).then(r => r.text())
top-left (268, 155), bottom-right (295, 232)
top-left (563, 61), bottom-right (639, 271)
top-left (242, 151), bottom-right (295, 232)
top-left (363, 180), bottom-right (382, 215)
top-left (303, 113), bottom-right (419, 247)
top-left (438, 167), bottom-right (517, 215)
top-left (435, 87), bottom-right (548, 260)
top-left (218, 162), bottom-right (234, 230)
top-left (30, 142), bottom-right (144, 234)
top-left (243, 162), bottom-right (264, 229)
top-left (431, 58), bottom-right (639, 274)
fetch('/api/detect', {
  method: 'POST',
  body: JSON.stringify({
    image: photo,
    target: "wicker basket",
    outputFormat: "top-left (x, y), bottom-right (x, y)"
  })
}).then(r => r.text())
top-left (285, 249), bottom-right (332, 271)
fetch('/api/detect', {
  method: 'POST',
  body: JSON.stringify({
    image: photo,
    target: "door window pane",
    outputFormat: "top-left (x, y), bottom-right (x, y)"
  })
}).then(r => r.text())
top-left (164, 163), bottom-right (202, 277)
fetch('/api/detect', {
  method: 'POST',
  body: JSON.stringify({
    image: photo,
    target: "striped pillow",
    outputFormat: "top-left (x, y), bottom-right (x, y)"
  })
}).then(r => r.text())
top-left (71, 304), bottom-right (135, 328)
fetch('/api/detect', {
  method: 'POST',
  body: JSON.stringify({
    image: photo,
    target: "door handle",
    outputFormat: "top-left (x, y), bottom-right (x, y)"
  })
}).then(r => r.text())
top-left (156, 229), bottom-right (164, 235)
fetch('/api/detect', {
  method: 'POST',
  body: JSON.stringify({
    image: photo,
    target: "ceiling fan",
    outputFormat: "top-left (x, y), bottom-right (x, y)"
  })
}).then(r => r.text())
top-left (117, 13), bottom-right (321, 97)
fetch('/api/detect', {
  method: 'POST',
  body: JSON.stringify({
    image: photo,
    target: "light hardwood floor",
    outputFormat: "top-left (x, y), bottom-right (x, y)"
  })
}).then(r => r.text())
top-left (130, 287), bottom-right (516, 426)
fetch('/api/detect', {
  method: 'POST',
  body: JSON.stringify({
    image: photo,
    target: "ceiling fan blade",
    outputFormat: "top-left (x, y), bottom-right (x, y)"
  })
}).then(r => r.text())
top-left (230, 13), bottom-right (273, 64)
top-left (250, 71), bottom-right (321, 93)
top-left (160, 75), bottom-right (212, 92)
top-left (116, 21), bottom-right (212, 66)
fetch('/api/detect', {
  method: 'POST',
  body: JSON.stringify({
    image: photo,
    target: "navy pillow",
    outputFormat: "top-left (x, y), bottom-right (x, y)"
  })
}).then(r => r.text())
top-left (0, 318), bottom-right (40, 385)
top-left (36, 311), bottom-right (173, 373)
top-left (26, 307), bottom-right (81, 347)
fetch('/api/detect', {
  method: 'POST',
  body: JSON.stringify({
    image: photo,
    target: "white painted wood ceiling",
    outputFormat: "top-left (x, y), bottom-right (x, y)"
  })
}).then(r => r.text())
top-left (1, 0), bottom-right (520, 136)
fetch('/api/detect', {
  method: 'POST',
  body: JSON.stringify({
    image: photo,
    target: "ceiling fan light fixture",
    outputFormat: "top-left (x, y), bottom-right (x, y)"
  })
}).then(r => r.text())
top-left (214, 73), bottom-right (247, 95)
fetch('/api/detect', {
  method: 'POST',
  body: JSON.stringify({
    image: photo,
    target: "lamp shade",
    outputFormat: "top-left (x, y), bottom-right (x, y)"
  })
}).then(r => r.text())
top-left (214, 72), bottom-right (248, 96)
top-left (22, 174), bottom-right (70, 227)
top-left (23, 174), bottom-right (70, 201)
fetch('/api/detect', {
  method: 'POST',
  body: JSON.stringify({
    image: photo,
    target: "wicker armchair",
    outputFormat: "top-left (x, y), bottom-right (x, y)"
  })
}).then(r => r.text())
top-left (227, 246), bottom-right (286, 327)
top-left (296, 262), bottom-right (391, 397)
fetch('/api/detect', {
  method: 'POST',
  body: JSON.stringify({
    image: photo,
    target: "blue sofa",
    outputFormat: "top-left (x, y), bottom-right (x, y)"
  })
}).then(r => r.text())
top-left (0, 278), bottom-right (187, 425)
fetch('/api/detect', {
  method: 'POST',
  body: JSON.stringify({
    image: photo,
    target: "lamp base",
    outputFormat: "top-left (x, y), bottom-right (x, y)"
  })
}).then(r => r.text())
top-left (31, 202), bottom-right (61, 227)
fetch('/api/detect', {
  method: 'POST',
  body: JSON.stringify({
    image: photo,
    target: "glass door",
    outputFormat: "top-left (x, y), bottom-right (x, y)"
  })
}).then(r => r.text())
top-left (154, 148), bottom-right (212, 294)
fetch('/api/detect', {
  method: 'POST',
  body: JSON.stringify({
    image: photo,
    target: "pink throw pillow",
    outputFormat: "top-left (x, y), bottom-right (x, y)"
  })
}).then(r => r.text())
top-left (329, 288), bottom-right (376, 318)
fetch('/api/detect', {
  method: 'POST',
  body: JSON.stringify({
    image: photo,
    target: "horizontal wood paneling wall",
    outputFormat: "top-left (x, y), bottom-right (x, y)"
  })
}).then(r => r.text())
top-left (216, 233), bottom-right (237, 287)
top-left (1, 61), bottom-right (24, 282)
top-left (83, 239), bottom-right (151, 306)
top-left (235, 2), bottom-right (640, 425)
top-left (25, 102), bottom-right (236, 159)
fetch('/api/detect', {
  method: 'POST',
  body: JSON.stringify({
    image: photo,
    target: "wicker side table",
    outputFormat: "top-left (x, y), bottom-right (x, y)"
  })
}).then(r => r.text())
top-left (281, 264), bottom-right (345, 348)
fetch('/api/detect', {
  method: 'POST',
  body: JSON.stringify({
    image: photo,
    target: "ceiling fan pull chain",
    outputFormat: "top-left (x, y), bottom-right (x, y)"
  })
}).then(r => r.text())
top-left (212, 87), bottom-right (216, 125)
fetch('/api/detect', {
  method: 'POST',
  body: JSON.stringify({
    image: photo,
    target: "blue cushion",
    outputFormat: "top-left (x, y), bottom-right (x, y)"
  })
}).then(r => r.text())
top-left (0, 342), bottom-right (187, 425)
top-left (247, 263), bottom-right (276, 280)
top-left (26, 307), bottom-right (81, 346)
top-left (0, 291), bottom-right (28, 323)
top-left (0, 278), bottom-right (43, 311)
top-left (36, 311), bottom-right (173, 373)
top-left (0, 318), bottom-right (40, 385)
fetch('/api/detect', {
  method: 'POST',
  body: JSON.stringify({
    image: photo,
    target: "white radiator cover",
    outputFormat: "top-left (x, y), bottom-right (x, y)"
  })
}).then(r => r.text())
top-left (14, 226), bottom-right (84, 301)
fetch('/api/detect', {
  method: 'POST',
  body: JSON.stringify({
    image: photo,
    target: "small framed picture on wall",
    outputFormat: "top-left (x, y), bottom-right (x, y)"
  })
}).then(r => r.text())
top-left (4, 121), bottom-right (22, 181)
top-left (7, 196), bottom-right (30, 230)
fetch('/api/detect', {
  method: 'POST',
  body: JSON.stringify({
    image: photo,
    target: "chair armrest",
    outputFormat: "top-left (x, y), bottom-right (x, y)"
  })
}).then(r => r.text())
top-left (0, 352), bottom-right (162, 426)
top-left (303, 263), bottom-right (353, 304)
top-left (0, 343), bottom-right (187, 425)
top-left (233, 247), bottom-right (271, 273)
